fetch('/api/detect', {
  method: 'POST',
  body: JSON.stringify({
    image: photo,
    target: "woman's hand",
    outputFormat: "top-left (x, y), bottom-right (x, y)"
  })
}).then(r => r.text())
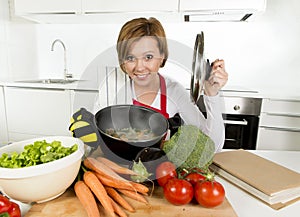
top-left (204, 59), bottom-right (228, 96)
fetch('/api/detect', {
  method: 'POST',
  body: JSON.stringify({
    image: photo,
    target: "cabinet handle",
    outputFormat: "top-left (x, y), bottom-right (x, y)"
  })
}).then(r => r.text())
top-left (8, 86), bottom-right (66, 91)
top-left (260, 126), bottom-right (300, 133)
top-left (264, 113), bottom-right (300, 118)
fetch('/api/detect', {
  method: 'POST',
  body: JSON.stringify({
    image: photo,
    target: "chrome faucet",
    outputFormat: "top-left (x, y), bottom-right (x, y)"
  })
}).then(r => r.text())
top-left (51, 39), bottom-right (73, 80)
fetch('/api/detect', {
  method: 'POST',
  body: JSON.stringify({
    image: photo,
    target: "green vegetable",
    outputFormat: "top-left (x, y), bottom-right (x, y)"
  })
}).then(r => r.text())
top-left (130, 158), bottom-right (152, 183)
top-left (162, 125), bottom-right (215, 171)
top-left (0, 140), bottom-right (78, 168)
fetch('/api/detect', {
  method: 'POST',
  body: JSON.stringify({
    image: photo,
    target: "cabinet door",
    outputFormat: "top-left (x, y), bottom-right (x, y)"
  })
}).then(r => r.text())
top-left (257, 127), bottom-right (300, 151)
top-left (0, 86), bottom-right (9, 145)
top-left (260, 113), bottom-right (300, 130)
top-left (14, 0), bottom-right (81, 14)
top-left (70, 90), bottom-right (98, 114)
top-left (257, 98), bottom-right (300, 151)
top-left (83, 0), bottom-right (178, 13)
top-left (261, 99), bottom-right (300, 115)
top-left (5, 87), bottom-right (71, 142)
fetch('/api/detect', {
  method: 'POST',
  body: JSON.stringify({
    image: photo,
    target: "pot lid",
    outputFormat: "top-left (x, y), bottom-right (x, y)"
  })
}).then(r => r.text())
top-left (190, 32), bottom-right (204, 103)
top-left (190, 32), bottom-right (211, 103)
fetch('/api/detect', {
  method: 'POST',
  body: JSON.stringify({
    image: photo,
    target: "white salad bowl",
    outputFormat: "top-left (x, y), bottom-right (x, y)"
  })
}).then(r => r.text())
top-left (0, 136), bottom-right (84, 203)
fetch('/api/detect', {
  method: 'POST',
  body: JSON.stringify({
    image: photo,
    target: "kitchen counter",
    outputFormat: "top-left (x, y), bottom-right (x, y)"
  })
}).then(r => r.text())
top-left (1, 81), bottom-right (300, 101)
top-left (0, 80), bottom-right (99, 91)
top-left (18, 150), bottom-right (300, 217)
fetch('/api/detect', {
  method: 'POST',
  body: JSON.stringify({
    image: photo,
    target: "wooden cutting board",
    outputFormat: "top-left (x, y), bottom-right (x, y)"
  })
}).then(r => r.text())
top-left (25, 187), bottom-right (237, 217)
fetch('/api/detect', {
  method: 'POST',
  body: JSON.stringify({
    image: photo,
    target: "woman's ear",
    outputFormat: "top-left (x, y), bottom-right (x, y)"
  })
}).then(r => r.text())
top-left (160, 54), bottom-right (165, 67)
top-left (121, 64), bottom-right (127, 73)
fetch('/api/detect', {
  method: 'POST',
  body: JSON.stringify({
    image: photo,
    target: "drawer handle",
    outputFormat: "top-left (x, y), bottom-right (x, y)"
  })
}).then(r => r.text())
top-left (261, 126), bottom-right (300, 133)
top-left (264, 113), bottom-right (300, 118)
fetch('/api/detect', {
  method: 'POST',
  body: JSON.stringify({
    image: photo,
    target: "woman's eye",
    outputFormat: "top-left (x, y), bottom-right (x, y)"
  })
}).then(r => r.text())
top-left (145, 54), bottom-right (154, 60)
top-left (125, 55), bottom-right (135, 62)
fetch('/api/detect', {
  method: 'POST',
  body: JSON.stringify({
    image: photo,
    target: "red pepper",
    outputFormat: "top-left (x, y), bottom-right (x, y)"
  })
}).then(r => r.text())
top-left (0, 195), bottom-right (21, 217)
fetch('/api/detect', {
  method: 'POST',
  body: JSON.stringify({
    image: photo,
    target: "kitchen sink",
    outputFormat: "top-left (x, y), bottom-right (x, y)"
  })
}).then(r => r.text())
top-left (16, 78), bottom-right (79, 84)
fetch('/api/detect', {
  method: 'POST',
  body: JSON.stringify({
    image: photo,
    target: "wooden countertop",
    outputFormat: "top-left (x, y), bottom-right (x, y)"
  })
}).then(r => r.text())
top-left (25, 186), bottom-right (237, 217)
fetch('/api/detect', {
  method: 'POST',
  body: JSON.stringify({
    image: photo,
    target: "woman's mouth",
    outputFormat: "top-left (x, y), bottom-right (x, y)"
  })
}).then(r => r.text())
top-left (134, 73), bottom-right (149, 79)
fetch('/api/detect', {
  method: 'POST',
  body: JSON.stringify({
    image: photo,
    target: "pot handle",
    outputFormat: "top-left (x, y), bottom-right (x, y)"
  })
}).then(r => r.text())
top-left (69, 108), bottom-right (101, 155)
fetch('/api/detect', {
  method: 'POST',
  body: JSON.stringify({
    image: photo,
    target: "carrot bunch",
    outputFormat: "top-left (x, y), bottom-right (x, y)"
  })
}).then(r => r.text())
top-left (74, 156), bottom-right (150, 217)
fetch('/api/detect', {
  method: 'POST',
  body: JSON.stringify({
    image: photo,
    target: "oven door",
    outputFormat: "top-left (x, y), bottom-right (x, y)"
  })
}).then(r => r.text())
top-left (223, 114), bottom-right (259, 150)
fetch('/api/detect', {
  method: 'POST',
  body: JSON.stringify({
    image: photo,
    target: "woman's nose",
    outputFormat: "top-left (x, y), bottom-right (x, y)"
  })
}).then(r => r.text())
top-left (135, 58), bottom-right (146, 71)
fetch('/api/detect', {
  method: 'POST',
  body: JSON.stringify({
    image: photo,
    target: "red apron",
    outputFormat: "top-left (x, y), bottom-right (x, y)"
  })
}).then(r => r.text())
top-left (132, 74), bottom-right (169, 119)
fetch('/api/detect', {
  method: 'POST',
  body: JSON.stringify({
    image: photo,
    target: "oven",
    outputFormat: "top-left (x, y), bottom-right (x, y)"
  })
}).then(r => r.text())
top-left (197, 94), bottom-right (262, 150)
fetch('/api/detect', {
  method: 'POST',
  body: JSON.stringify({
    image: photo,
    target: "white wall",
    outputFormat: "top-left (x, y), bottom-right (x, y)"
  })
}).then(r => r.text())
top-left (0, 0), bottom-right (9, 81)
top-left (1, 0), bottom-right (300, 95)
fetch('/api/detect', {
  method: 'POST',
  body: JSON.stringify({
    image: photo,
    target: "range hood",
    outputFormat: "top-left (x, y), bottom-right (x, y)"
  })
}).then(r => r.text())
top-left (181, 0), bottom-right (267, 22)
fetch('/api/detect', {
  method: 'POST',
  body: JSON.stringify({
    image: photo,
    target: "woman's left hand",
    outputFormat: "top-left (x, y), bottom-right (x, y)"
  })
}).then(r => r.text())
top-left (204, 59), bottom-right (228, 96)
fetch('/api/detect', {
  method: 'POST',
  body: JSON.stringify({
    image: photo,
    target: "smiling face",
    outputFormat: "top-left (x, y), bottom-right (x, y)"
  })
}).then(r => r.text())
top-left (124, 36), bottom-right (164, 88)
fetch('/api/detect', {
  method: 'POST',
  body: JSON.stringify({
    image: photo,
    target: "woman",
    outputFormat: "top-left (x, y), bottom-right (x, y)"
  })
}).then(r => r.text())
top-left (106, 17), bottom-right (228, 152)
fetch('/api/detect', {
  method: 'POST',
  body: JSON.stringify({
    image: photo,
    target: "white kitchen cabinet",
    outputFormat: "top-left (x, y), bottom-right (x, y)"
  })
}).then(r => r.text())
top-left (83, 0), bottom-right (178, 13)
top-left (257, 98), bottom-right (300, 151)
top-left (70, 90), bottom-right (98, 114)
top-left (13, 0), bottom-right (178, 15)
top-left (4, 87), bottom-right (72, 142)
top-left (11, 0), bottom-right (180, 24)
top-left (260, 99), bottom-right (300, 115)
top-left (13, 0), bottom-right (81, 14)
top-left (257, 128), bottom-right (300, 151)
top-left (0, 86), bottom-right (9, 146)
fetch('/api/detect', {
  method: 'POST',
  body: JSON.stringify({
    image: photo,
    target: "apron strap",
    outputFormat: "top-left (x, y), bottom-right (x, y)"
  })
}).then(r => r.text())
top-left (159, 74), bottom-right (167, 117)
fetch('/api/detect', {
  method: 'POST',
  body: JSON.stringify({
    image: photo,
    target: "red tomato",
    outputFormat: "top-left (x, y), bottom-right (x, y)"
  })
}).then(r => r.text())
top-left (185, 172), bottom-right (206, 186)
top-left (194, 180), bottom-right (225, 208)
top-left (11, 202), bottom-right (21, 217)
top-left (0, 195), bottom-right (21, 217)
top-left (163, 178), bottom-right (194, 205)
top-left (155, 161), bottom-right (177, 187)
top-left (0, 195), bottom-right (12, 213)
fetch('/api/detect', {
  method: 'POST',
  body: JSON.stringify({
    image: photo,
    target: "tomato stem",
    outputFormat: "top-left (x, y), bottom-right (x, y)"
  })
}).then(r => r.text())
top-left (205, 170), bottom-right (215, 181)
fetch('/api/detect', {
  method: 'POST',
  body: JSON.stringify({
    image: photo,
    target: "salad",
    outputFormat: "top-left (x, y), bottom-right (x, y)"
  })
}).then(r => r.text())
top-left (0, 140), bottom-right (78, 168)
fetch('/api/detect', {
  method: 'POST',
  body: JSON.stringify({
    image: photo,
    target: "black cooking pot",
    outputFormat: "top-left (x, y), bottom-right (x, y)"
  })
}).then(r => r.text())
top-left (95, 105), bottom-right (169, 164)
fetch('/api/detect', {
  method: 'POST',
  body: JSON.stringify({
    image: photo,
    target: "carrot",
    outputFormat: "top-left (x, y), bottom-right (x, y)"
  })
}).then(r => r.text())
top-left (84, 157), bottom-right (133, 190)
top-left (97, 157), bottom-right (139, 176)
top-left (93, 169), bottom-right (136, 192)
top-left (95, 172), bottom-right (149, 195)
top-left (129, 181), bottom-right (149, 195)
top-left (83, 171), bottom-right (115, 217)
top-left (118, 189), bottom-right (149, 204)
top-left (109, 197), bottom-right (128, 217)
top-left (95, 173), bottom-right (124, 189)
top-left (105, 186), bottom-right (135, 213)
top-left (74, 181), bottom-right (101, 217)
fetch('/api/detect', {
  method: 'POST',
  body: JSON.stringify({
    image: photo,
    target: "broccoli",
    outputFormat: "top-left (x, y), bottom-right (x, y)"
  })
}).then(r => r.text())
top-left (162, 125), bottom-right (215, 171)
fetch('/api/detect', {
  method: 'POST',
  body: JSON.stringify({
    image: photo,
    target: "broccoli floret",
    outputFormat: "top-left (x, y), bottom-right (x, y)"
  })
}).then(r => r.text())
top-left (162, 125), bottom-right (215, 171)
